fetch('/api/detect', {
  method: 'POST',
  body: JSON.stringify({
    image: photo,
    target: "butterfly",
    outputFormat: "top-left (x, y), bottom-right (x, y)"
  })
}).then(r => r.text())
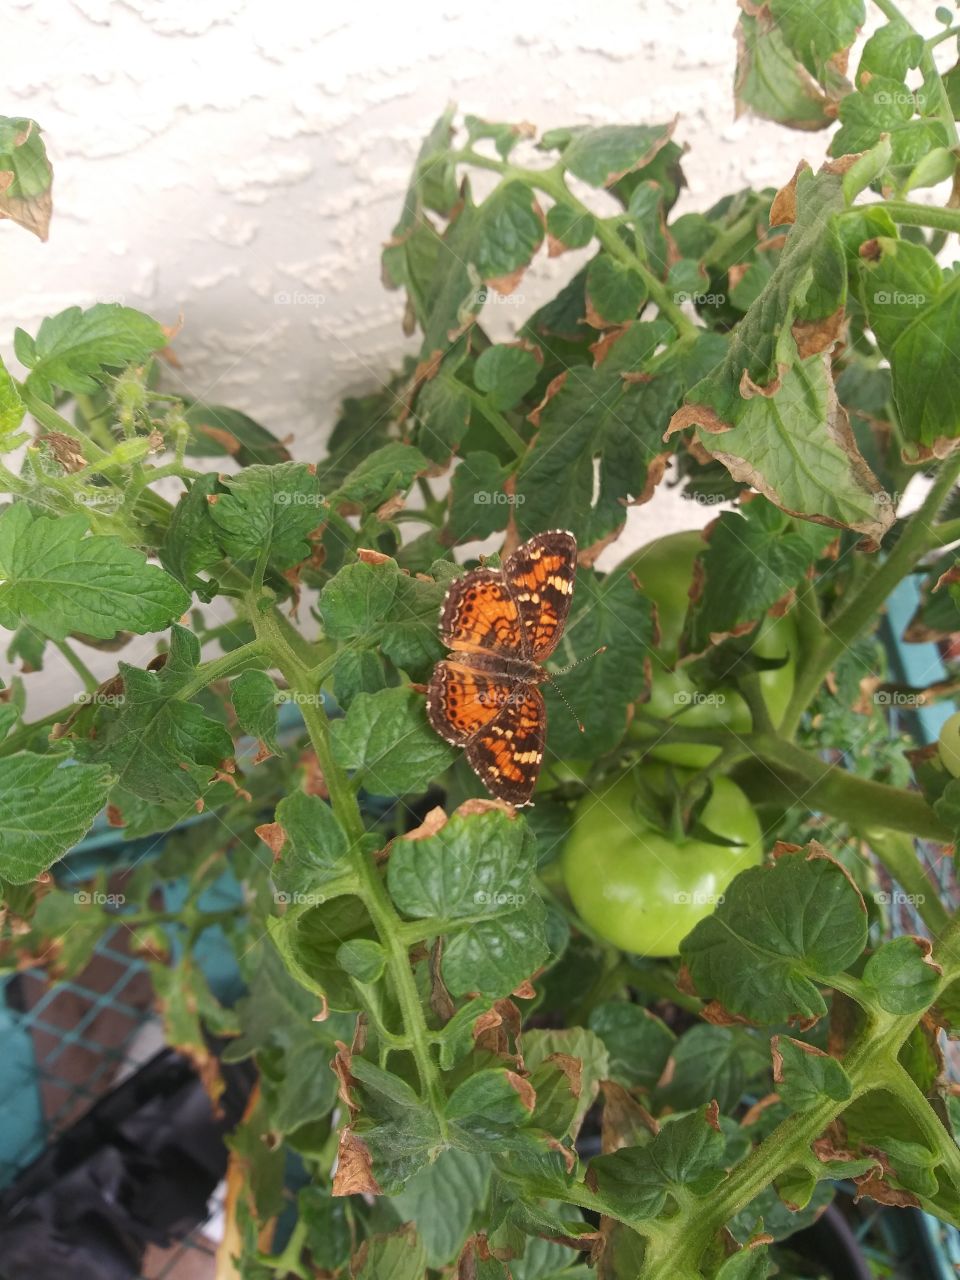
top-left (426, 530), bottom-right (579, 806)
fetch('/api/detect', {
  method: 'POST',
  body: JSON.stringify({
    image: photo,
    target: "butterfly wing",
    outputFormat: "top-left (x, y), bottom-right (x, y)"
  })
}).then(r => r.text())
top-left (426, 660), bottom-right (514, 746)
top-left (465, 684), bottom-right (545, 807)
top-left (503, 530), bottom-right (577, 662)
top-left (438, 567), bottom-right (524, 659)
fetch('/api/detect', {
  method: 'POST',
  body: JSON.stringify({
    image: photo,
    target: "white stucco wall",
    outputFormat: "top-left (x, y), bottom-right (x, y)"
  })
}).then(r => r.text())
top-left (0, 0), bottom-right (940, 707)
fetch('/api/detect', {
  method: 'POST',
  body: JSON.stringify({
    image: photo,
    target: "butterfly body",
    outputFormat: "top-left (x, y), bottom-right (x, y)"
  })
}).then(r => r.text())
top-left (426, 530), bottom-right (578, 806)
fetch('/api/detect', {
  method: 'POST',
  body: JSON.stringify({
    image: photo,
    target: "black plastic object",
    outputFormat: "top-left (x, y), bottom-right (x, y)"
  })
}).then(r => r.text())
top-left (0, 1046), bottom-right (255, 1280)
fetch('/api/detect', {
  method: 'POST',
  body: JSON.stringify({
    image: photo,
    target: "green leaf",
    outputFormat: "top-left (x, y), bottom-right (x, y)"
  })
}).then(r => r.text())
top-left (714, 1245), bottom-right (774, 1280)
top-left (181, 402), bottom-right (292, 467)
top-left (517, 322), bottom-right (724, 547)
top-left (231, 669), bottom-right (280, 753)
top-left (546, 203), bottom-right (595, 252)
top-left (0, 504), bottom-right (189, 641)
top-left (544, 565), bottom-right (655, 757)
top-left (388, 1149), bottom-right (491, 1267)
top-left (0, 116), bottom-right (52, 240)
top-left (274, 894), bottom-right (376, 1010)
top-left (0, 355), bottom-right (25, 436)
top-left (681, 498), bottom-right (834, 655)
top-left (387, 809), bottom-right (549, 998)
top-left (413, 370), bottom-right (472, 463)
top-left (474, 344), bottom-right (540, 411)
top-left (299, 1186), bottom-right (351, 1272)
top-left (16, 303), bottom-right (166, 403)
top-left (79, 625), bottom-right (234, 811)
top-left (336, 938), bottom-right (386, 984)
top-left (448, 451), bottom-right (513, 544)
top-left (734, 9), bottom-right (834, 129)
top-left (268, 790), bottom-right (352, 899)
top-left (353, 1225), bottom-right (428, 1280)
top-left (319, 558), bottom-right (400, 639)
top-left (657, 1026), bottom-right (764, 1113)
top-left (587, 1108), bottom-right (727, 1221)
top-left (585, 255), bottom-right (647, 326)
top-left (374, 558), bottom-right (455, 681)
top-left (862, 935), bottom-right (942, 1014)
top-left (471, 181), bottom-right (544, 289)
top-left (668, 166), bottom-right (892, 544)
top-left (332, 441), bottom-right (428, 512)
top-left (347, 1058), bottom-right (443, 1191)
top-left (680, 847), bottom-right (868, 1023)
top-left (331, 685), bottom-right (456, 796)
top-left (524, 1027), bottom-right (609, 1136)
top-left (447, 1068), bottom-right (537, 1141)
top-left (160, 473), bottom-right (224, 594)
top-left (562, 123), bottom-right (677, 188)
top-left (588, 1002), bottom-right (676, 1089)
top-left (772, 1035), bottom-right (852, 1111)
top-left (859, 238), bottom-right (960, 455)
top-left (768, 0), bottom-right (864, 79)
top-left (331, 647), bottom-right (389, 709)
top-left (209, 462), bottom-right (325, 568)
top-left (0, 754), bottom-right (112, 883)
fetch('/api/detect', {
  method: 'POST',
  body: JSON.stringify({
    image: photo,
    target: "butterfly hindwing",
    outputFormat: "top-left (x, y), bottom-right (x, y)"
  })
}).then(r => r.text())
top-left (426, 660), bottom-right (514, 746)
top-left (464, 685), bottom-right (546, 806)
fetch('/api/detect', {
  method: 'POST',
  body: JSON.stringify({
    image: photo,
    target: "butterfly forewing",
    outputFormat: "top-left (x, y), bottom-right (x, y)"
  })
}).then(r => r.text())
top-left (503, 530), bottom-right (578, 662)
top-left (439, 568), bottom-right (524, 658)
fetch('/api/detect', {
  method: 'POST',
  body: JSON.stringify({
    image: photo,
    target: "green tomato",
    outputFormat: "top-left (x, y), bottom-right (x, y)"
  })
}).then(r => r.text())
top-left (938, 710), bottom-right (960, 777)
top-left (625, 530), bottom-right (702, 666)
top-left (620, 532), bottom-right (797, 765)
top-left (562, 766), bottom-right (764, 957)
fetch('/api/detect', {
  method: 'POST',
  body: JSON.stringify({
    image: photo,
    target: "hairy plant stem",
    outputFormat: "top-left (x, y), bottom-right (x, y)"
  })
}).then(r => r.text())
top-left (782, 447), bottom-right (960, 737)
top-left (251, 607), bottom-right (449, 1139)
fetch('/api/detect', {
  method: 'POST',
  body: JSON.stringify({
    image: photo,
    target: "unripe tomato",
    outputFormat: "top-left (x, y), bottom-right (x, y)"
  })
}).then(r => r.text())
top-left (561, 766), bottom-right (764, 957)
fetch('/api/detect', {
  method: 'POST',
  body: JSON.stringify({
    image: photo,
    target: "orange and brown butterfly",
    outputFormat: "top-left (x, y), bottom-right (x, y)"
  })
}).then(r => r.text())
top-left (426, 530), bottom-right (579, 806)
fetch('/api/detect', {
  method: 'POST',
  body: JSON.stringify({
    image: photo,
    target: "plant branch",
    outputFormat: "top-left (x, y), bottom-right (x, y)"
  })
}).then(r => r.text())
top-left (782, 448), bottom-right (960, 735)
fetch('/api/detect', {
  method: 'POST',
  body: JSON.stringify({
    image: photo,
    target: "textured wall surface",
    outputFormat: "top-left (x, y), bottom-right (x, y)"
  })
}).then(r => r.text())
top-left (0, 0), bottom-right (936, 707)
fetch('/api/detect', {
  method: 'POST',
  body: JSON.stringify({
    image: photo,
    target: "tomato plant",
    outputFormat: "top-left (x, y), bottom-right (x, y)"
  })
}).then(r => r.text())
top-left (6, 4), bottom-right (960, 1275)
top-left (562, 766), bottom-right (763, 956)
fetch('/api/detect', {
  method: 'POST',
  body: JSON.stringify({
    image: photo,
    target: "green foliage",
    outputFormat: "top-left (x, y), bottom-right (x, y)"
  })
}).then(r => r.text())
top-left (5, 11), bottom-right (960, 1275)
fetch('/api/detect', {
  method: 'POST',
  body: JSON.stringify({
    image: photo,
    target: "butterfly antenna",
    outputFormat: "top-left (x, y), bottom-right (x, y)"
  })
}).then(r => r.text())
top-left (543, 646), bottom-right (607, 734)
